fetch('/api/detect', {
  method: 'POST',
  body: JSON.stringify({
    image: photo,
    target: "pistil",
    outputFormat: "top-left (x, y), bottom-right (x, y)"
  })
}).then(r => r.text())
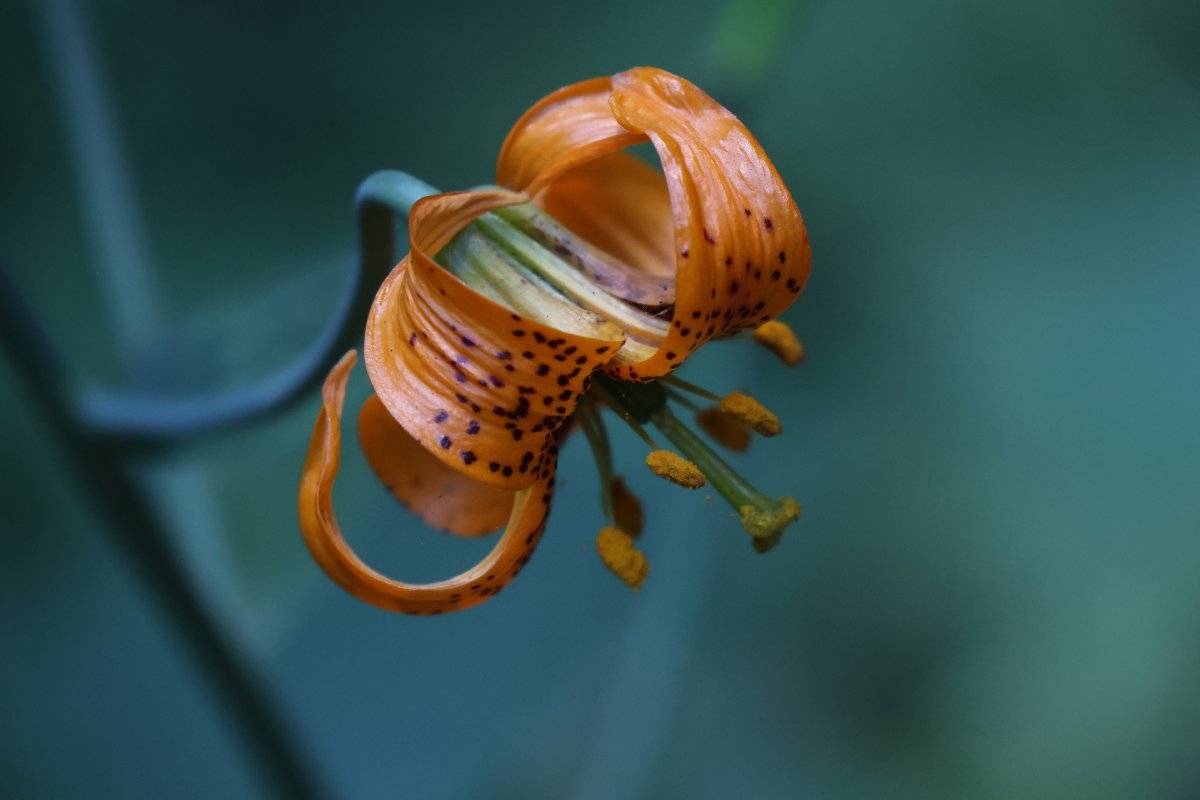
top-left (595, 375), bottom-right (801, 552)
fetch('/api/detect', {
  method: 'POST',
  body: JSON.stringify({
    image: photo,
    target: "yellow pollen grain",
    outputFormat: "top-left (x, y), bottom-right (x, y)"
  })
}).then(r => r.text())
top-left (596, 526), bottom-right (649, 590)
top-left (720, 392), bottom-right (782, 436)
top-left (611, 477), bottom-right (644, 538)
top-left (645, 450), bottom-right (707, 489)
top-left (696, 407), bottom-right (752, 452)
top-left (753, 320), bottom-right (805, 366)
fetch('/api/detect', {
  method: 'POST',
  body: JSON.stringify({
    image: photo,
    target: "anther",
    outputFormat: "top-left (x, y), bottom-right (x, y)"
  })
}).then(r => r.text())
top-left (596, 526), bottom-right (649, 590)
top-left (645, 450), bottom-right (706, 488)
top-left (719, 392), bottom-right (782, 436)
top-left (753, 320), bottom-right (805, 366)
top-left (696, 407), bottom-right (752, 452)
top-left (611, 477), bottom-right (644, 538)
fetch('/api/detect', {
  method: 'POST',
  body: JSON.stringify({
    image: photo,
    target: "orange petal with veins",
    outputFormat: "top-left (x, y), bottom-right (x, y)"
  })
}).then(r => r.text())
top-left (496, 67), bottom-right (811, 381)
top-left (299, 351), bottom-right (557, 614)
top-left (607, 67), bottom-right (811, 379)
top-left (497, 77), bottom-right (645, 197)
top-left (365, 189), bottom-right (622, 491)
top-left (358, 394), bottom-right (510, 537)
top-left (535, 151), bottom-right (675, 305)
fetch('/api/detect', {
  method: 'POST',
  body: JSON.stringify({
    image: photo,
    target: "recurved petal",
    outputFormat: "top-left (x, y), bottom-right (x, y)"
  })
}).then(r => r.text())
top-left (603, 67), bottom-right (812, 381)
top-left (299, 351), bottom-right (557, 615)
top-left (535, 151), bottom-right (676, 303)
top-left (497, 76), bottom-right (646, 197)
top-left (365, 189), bottom-right (622, 491)
top-left (358, 394), bottom-right (509, 537)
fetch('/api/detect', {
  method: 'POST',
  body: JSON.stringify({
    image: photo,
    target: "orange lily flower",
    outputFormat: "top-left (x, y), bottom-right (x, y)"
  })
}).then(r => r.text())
top-left (299, 67), bottom-right (811, 614)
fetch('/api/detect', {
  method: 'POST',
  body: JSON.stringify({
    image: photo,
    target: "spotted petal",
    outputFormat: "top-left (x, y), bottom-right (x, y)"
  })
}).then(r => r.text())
top-left (364, 189), bottom-right (623, 490)
top-left (358, 394), bottom-right (509, 537)
top-left (299, 351), bottom-right (557, 614)
top-left (496, 67), bottom-right (812, 381)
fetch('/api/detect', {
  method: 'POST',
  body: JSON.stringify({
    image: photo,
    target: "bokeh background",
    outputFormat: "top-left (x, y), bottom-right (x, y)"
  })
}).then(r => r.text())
top-left (3, 0), bottom-right (1198, 797)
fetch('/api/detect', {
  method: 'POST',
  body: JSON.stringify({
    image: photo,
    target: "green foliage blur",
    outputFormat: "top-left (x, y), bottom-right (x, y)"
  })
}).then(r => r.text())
top-left (2, 0), bottom-right (1197, 797)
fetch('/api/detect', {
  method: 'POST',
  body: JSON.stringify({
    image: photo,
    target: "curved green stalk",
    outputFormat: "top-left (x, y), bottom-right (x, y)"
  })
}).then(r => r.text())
top-left (0, 263), bottom-right (326, 799)
top-left (1, 160), bottom-right (437, 797)
top-left (78, 170), bottom-right (432, 445)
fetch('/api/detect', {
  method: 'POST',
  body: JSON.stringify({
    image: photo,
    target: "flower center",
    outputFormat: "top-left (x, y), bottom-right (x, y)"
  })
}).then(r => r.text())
top-left (424, 183), bottom-right (801, 563)
top-left (587, 374), bottom-right (800, 552)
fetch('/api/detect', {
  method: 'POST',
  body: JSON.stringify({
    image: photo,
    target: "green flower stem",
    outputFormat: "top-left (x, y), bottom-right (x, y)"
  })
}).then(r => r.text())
top-left (356, 168), bottom-right (439, 219)
top-left (0, 263), bottom-right (326, 800)
top-left (78, 170), bottom-right (432, 445)
top-left (0, 170), bottom-right (439, 796)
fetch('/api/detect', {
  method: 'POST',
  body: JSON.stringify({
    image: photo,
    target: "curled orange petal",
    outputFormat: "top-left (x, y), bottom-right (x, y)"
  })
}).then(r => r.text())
top-left (496, 67), bottom-right (811, 382)
top-left (358, 394), bottom-right (509, 537)
top-left (365, 189), bottom-right (623, 491)
top-left (535, 151), bottom-right (675, 304)
top-left (299, 351), bottom-right (558, 615)
top-left (497, 77), bottom-right (645, 197)
top-left (605, 67), bottom-right (811, 379)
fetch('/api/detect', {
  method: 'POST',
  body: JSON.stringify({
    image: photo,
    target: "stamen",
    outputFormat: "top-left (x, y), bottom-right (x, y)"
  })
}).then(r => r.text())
top-left (611, 477), bottom-right (644, 538)
top-left (587, 380), bottom-right (659, 448)
top-left (650, 405), bottom-right (800, 551)
top-left (595, 526), bottom-right (649, 590)
top-left (719, 391), bottom-right (781, 436)
top-left (595, 375), bottom-right (800, 551)
top-left (696, 406), bottom-right (752, 452)
top-left (646, 450), bottom-right (706, 488)
top-left (663, 374), bottom-right (721, 402)
top-left (664, 385), bottom-right (702, 412)
top-left (753, 320), bottom-right (805, 366)
top-left (578, 405), bottom-right (618, 520)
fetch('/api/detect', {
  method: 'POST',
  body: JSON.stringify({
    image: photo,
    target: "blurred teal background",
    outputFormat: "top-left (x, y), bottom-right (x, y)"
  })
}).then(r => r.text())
top-left (3, 0), bottom-right (1198, 797)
